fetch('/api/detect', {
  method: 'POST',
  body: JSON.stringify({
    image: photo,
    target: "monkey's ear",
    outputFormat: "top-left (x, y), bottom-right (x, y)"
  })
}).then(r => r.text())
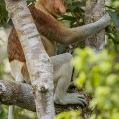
top-left (54, 0), bottom-right (66, 14)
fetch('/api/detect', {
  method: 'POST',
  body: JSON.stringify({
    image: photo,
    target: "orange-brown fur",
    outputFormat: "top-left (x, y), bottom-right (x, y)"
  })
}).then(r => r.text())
top-left (8, 27), bottom-right (25, 62)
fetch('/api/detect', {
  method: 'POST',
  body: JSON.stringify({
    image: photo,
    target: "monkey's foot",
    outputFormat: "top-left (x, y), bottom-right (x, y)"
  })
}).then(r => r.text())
top-left (54, 93), bottom-right (87, 107)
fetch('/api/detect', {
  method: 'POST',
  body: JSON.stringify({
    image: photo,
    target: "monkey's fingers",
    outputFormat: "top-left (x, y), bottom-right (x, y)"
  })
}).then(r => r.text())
top-left (77, 98), bottom-right (88, 107)
top-left (54, 93), bottom-right (88, 107)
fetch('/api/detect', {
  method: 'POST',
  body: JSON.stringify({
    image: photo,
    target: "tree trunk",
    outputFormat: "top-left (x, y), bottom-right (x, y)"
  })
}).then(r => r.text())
top-left (4, 0), bottom-right (55, 119)
top-left (84, 0), bottom-right (106, 52)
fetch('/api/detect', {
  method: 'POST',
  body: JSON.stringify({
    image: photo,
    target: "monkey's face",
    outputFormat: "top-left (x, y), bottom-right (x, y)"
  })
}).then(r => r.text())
top-left (43, 0), bottom-right (66, 18)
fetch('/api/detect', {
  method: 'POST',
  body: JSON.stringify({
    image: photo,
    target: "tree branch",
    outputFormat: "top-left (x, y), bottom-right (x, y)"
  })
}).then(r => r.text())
top-left (0, 80), bottom-right (36, 112)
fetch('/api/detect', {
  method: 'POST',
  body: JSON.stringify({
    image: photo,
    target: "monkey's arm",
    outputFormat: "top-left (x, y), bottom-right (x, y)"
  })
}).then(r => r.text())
top-left (30, 4), bottom-right (110, 45)
top-left (61, 13), bottom-right (110, 45)
top-left (68, 13), bottom-right (110, 44)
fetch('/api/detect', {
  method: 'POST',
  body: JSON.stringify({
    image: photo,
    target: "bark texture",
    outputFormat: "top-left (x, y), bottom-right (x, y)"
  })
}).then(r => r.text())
top-left (84, 0), bottom-right (106, 52)
top-left (0, 80), bottom-right (36, 112)
top-left (4, 0), bottom-right (55, 119)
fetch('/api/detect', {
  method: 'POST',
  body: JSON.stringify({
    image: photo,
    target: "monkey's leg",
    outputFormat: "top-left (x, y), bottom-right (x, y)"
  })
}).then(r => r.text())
top-left (51, 53), bottom-right (87, 107)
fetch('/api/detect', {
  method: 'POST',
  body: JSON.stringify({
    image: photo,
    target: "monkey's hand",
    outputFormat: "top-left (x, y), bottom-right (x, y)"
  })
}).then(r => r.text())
top-left (54, 93), bottom-right (88, 107)
top-left (99, 13), bottom-right (111, 27)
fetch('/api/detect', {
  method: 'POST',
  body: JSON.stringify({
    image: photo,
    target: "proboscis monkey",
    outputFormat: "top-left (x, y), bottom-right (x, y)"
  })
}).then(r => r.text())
top-left (7, 0), bottom-right (111, 119)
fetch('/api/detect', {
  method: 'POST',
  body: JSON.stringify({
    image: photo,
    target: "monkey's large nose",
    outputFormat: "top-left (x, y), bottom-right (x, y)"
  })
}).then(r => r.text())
top-left (54, 0), bottom-right (66, 15)
top-left (59, 3), bottom-right (66, 14)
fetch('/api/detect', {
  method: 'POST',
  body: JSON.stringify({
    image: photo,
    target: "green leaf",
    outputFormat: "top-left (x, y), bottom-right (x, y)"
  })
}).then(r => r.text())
top-left (57, 45), bottom-right (68, 54)
top-left (61, 15), bottom-right (76, 21)
top-left (27, 0), bottom-right (36, 4)
top-left (108, 10), bottom-right (119, 27)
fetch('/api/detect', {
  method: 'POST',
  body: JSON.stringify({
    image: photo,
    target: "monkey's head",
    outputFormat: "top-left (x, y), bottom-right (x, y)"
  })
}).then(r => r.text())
top-left (36, 0), bottom-right (66, 18)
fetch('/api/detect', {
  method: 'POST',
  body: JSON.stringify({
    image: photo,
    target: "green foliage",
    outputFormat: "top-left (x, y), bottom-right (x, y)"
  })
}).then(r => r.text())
top-left (0, 106), bottom-right (8, 119)
top-left (71, 47), bottom-right (119, 119)
top-left (106, 0), bottom-right (119, 51)
top-left (14, 107), bottom-right (37, 119)
top-left (61, 0), bottom-right (85, 28)
top-left (0, 106), bottom-right (37, 119)
top-left (56, 110), bottom-right (82, 119)
top-left (57, 47), bottom-right (119, 119)
top-left (0, 1), bottom-right (9, 26)
top-left (57, 45), bottom-right (68, 54)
